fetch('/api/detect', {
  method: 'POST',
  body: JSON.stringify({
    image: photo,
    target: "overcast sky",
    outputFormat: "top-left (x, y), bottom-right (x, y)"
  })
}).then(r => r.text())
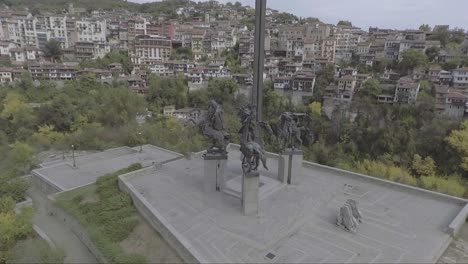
top-left (129, 0), bottom-right (468, 30)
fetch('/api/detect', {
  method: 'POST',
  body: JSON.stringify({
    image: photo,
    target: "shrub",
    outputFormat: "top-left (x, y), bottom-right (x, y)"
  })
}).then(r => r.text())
top-left (420, 175), bottom-right (465, 197)
top-left (57, 164), bottom-right (146, 263)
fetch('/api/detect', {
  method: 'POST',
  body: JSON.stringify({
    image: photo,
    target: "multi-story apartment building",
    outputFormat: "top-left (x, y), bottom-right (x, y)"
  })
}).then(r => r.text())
top-left (28, 62), bottom-right (77, 81)
top-left (191, 29), bottom-right (205, 60)
top-left (10, 46), bottom-right (41, 62)
top-left (304, 40), bottom-right (321, 59)
top-left (75, 19), bottom-right (106, 43)
top-left (286, 38), bottom-right (304, 61)
top-left (452, 67), bottom-right (468, 89)
top-left (273, 70), bottom-right (316, 92)
top-left (238, 34), bottom-right (254, 57)
top-left (321, 37), bottom-right (337, 62)
top-left (131, 35), bottom-right (172, 64)
top-left (394, 77), bottom-right (420, 104)
top-left (0, 67), bottom-right (13, 83)
top-left (147, 20), bottom-right (176, 40)
top-left (435, 85), bottom-right (468, 119)
top-left (43, 15), bottom-right (68, 48)
top-left (334, 29), bottom-right (362, 62)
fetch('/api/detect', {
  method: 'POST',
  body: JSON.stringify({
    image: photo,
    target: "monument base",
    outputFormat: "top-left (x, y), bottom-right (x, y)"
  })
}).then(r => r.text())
top-left (278, 148), bottom-right (303, 185)
top-left (242, 171), bottom-right (259, 216)
top-left (203, 151), bottom-right (228, 193)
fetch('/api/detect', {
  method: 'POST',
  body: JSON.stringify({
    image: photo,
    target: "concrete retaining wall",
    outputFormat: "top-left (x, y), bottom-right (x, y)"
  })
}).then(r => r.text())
top-left (46, 195), bottom-right (108, 263)
top-left (118, 167), bottom-right (206, 264)
top-left (449, 203), bottom-right (468, 237)
top-left (14, 196), bottom-right (33, 213)
top-left (31, 170), bottom-right (63, 195)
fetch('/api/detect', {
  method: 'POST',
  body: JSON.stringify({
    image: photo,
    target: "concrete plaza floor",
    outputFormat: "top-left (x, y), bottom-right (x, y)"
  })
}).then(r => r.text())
top-left (32, 145), bottom-right (183, 191)
top-left (123, 146), bottom-right (467, 263)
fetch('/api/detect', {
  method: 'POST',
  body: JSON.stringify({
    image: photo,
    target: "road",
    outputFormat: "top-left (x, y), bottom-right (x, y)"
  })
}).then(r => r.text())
top-left (28, 187), bottom-right (99, 264)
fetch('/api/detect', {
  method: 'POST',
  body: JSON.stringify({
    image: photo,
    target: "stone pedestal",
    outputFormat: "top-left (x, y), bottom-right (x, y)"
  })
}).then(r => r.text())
top-left (288, 149), bottom-right (303, 185)
top-left (278, 149), bottom-right (304, 185)
top-left (278, 153), bottom-right (290, 184)
top-left (242, 171), bottom-right (259, 216)
top-left (203, 152), bottom-right (228, 193)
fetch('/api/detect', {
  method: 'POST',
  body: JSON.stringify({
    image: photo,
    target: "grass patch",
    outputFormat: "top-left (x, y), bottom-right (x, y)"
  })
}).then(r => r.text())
top-left (55, 163), bottom-right (146, 263)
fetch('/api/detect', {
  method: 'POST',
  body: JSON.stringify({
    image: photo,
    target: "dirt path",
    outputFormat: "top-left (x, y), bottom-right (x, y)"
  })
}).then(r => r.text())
top-left (28, 188), bottom-right (99, 264)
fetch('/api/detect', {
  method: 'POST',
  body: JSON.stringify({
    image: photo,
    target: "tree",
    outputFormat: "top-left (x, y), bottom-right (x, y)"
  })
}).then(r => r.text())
top-left (188, 89), bottom-right (209, 108)
top-left (337, 20), bottom-right (352, 27)
top-left (43, 39), bottom-right (62, 62)
top-left (308, 102), bottom-right (322, 119)
top-left (399, 49), bottom-right (429, 74)
top-left (206, 78), bottom-right (239, 104)
top-left (360, 79), bottom-right (381, 98)
top-left (6, 142), bottom-right (35, 175)
top-left (0, 196), bottom-right (33, 263)
top-left (431, 27), bottom-right (451, 47)
top-left (30, 125), bottom-right (64, 149)
top-left (0, 92), bottom-right (27, 120)
top-left (419, 24), bottom-right (431, 32)
top-left (147, 74), bottom-right (188, 108)
top-left (447, 121), bottom-right (468, 172)
top-left (412, 154), bottom-right (436, 177)
top-left (37, 94), bottom-right (76, 131)
top-left (97, 87), bottom-right (146, 127)
top-left (425, 46), bottom-right (440, 62)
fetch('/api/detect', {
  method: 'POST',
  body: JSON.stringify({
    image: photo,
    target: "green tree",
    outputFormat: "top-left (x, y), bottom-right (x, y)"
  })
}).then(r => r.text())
top-left (43, 39), bottom-right (62, 62)
top-left (308, 102), bottom-right (322, 119)
top-left (147, 74), bottom-right (188, 108)
top-left (37, 94), bottom-right (76, 131)
top-left (399, 49), bottom-right (429, 74)
top-left (188, 89), bottom-right (209, 108)
top-left (0, 197), bottom-right (33, 263)
top-left (412, 154), bottom-right (436, 177)
top-left (425, 46), bottom-right (440, 62)
top-left (360, 79), bottom-right (381, 98)
top-left (337, 20), bottom-right (352, 27)
top-left (447, 121), bottom-right (468, 172)
top-left (206, 78), bottom-right (239, 105)
top-left (7, 142), bottom-right (35, 175)
top-left (97, 88), bottom-right (146, 127)
top-left (419, 24), bottom-right (431, 32)
top-left (431, 27), bottom-right (451, 47)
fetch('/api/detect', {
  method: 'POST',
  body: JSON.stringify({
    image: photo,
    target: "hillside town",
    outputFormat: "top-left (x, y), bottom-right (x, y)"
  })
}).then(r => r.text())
top-left (2, 1), bottom-right (468, 263)
top-left (0, 1), bottom-right (466, 120)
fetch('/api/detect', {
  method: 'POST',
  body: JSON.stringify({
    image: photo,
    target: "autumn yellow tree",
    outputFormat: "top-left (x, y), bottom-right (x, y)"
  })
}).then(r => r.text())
top-left (412, 154), bottom-right (436, 177)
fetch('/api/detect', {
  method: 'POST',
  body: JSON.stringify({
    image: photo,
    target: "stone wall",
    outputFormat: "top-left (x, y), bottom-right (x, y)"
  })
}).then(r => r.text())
top-left (46, 194), bottom-right (108, 263)
top-left (118, 167), bottom-right (206, 264)
top-left (31, 171), bottom-right (63, 195)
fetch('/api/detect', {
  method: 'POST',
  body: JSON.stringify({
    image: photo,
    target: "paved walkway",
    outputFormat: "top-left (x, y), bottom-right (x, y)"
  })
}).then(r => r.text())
top-left (28, 188), bottom-right (99, 264)
top-left (439, 224), bottom-right (468, 263)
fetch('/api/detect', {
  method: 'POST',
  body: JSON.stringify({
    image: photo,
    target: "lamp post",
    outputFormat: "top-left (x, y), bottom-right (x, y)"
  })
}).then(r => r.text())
top-left (71, 144), bottom-right (76, 168)
top-left (138, 132), bottom-right (143, 153)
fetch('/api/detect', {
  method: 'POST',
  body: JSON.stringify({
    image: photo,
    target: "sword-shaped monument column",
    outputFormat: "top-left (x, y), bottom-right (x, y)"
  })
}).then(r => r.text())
top-left (239, 0), bottom-right (267, 217)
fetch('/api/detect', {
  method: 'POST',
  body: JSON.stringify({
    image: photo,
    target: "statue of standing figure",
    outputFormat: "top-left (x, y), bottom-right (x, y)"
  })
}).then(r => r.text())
top-left (238, 104), bottom-right (273, 173)
top-left (187, 100), bottom-right (229, 153)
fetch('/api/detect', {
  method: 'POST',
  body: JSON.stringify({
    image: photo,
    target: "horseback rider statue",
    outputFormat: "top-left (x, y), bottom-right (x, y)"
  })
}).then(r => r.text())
top-left (187, 100), bottom-right (229, 154)
top-left (238, 104), bottom-right (273, 173)
top-left (276, 112), bottom-right (308, 151)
